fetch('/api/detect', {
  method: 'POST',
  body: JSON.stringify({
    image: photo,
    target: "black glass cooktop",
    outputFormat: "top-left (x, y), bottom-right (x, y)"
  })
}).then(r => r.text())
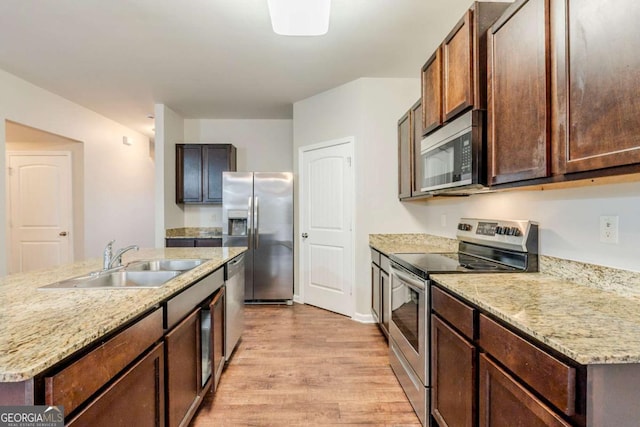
top-left (389, 252), bottom-right (517, 280)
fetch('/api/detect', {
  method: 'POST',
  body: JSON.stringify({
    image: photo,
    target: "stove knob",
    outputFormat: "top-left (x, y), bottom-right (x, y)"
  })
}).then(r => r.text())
top-left (458, 223), bottom-right (473, 231)
top-left (496, 226), bottom-right (503, 235)
top-left (512, 227), bottom-right (521, 237)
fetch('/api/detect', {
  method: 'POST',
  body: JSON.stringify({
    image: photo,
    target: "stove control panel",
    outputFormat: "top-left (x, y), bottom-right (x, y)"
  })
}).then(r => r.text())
top-left (456, 218), bottom-right (538, 252)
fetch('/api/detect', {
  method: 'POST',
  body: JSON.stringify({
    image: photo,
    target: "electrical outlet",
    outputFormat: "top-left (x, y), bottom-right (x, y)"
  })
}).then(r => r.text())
top-left (600, 216), bottom-right (619, 244)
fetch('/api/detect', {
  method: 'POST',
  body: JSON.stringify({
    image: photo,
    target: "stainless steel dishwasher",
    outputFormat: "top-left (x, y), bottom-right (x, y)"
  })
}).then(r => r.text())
top-left (225, 254), bottom-right (245, 360)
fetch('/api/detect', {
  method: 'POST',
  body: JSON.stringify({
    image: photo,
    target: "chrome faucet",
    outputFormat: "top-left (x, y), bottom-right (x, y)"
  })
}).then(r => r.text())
top-left (103, 240), bottom-right (139, 270)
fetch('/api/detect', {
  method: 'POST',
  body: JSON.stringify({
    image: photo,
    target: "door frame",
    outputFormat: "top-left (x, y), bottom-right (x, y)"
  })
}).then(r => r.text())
top-left (6, 150), bottom-right (74, 273)
top-left (297, 136), bottom-right (356, 317)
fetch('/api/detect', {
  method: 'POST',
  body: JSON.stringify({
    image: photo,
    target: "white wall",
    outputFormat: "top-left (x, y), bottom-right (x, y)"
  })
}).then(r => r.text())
top-left (0, 69), bottom-right (155, 275)
top-left (181, 119), bottom-right (293, 228)
top-left (293, 77), bottom-right (427, 318)
top-left (154, 104), bottom-right (185, 245)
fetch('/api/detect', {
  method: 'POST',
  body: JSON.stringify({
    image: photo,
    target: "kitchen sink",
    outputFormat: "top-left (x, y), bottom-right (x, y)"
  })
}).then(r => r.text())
top-left (41, 270), bottom-right (182, 289)
top-left (125, 258), bottom-right (209, 272)
top-left (40, 258), bottom-right (210, 290)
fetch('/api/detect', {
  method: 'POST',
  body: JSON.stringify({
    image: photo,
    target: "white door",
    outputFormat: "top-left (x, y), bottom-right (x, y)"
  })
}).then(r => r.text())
top-left (300, 138), bottom-right (354, 316)
top-left (7, 152), bottom-right (73, 274)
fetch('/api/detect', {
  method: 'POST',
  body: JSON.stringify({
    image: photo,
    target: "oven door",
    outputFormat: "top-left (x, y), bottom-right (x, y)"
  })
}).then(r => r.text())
top-left (389, 263), bottom-right (428, 386)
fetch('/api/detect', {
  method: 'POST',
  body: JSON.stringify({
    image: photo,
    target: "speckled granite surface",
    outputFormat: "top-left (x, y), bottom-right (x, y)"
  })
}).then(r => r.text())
top-left (370, 232), bottom-right (640, 365)
top-left (369, 233), bottom-right (458, 254)
top-left (0, 247), bottom-right (245, 382)
top-left (166, 227), bottom-right (222, 238)
top-left (432, 273), bottom-right (640, 365)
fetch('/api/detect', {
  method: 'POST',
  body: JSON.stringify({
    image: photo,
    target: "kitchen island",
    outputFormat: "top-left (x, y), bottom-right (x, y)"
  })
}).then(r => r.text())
top-left (0, 246), bottom-right (246, 425)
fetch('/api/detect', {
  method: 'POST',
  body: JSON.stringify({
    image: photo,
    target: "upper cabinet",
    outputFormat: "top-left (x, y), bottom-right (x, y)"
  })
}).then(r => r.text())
top-left (398, 99), bottom-right (428, 200)
top-left (552, 0), bottom-right (640, 174)
top-left (176, 144), bottom-right (237, 204)
top-left (487, 0), bottom-right (550, 185)
top-left (488, 0), bottom-right (640, 187)
top-left (422, 2), bottom-right (510, 136)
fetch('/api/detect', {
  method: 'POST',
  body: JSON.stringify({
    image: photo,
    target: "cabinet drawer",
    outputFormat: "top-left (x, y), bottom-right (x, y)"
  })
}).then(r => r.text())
top-left (478, 314), bottom-right (576, 416)
top-left (45, 308), bottom-right (163, 415)
top-left (370, 248), bottom-right (381, 266)
top-left (432, 286), bottom-right (475, 340)
top-left (166, 268), bottom-right (224, 330)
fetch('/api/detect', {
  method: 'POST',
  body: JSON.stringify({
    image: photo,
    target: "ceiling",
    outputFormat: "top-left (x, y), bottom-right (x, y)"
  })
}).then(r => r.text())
top-left (0, 0), bottom-right (480, 137)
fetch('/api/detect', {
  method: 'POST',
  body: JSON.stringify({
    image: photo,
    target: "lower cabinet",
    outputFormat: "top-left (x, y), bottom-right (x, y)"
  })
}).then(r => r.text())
top-left (431, 284), bottom-right (585, 427)
top-left (370, 248), bottom-right (390, 338)
top-left (478, 354), bottom-right (571, 427)
top-left (165, 309), bottom-right (202, 427)
top-left (431, 316), bottom-right (476, 427)
top-left (67, 343), bottom-right (165, 427)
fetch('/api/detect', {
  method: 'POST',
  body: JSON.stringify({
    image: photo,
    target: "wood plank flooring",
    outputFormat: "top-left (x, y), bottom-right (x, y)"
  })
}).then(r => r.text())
top-left (191, 303), bottom-right (421, 426)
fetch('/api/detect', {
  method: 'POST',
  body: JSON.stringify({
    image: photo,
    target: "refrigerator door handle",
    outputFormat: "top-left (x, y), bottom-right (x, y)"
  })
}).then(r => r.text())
top-left (254, 196), bottom-right (259, 249)
top-left (247, 196), bottom-right (253, 250)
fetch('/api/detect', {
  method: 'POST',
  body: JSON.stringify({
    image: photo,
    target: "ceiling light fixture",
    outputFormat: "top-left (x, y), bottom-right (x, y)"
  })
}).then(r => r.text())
top-left (267, 0), bottom-right (331, 36)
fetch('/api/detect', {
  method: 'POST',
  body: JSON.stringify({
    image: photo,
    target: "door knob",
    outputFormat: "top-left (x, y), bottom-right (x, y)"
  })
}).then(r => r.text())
top-left (59, 231), bottom-right (68, 237)
top-left (302, 233), bottom-right (308, 238)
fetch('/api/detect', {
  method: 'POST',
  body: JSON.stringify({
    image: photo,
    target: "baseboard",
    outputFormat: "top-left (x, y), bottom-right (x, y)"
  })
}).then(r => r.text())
top-left (352, 311), bottom-right (376, 324)
top-left (293, 294), bottom-right (303, 304)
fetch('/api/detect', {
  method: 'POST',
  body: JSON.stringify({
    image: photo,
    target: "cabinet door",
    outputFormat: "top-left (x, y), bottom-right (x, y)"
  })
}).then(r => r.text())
top-left (165, 309), bottom-right (200, 427)
top-left (487, 0), bottom-right (550, 185)
top-left (211, 287), bottom-right (226, 391)
top-left (422, 48), bottom-right (443, 134)
top-left (398, 111), bottom-right (412, 199)
top-left (553, 0), bottom-right (640, 174)
top-left (176, 145), bottom-right (203, 203)
top-left (195, 238), bottom-right (223, 247)
top-left (443, 10), bottom-right (474, 121)
top-left (371, 262), bottom-right (381, 323)
top-left (67, 343), bottom-right (165, 427)
top-left (411, 100), bottom-right (430, 197)
top-left (432, 315), bottom-right (476, 427)
top-left (479, 354), bottom-right (571, 427)
top-left (203, 145), bottom-right (236, 203)
top-left (380, 268), bottom-right (390, 337)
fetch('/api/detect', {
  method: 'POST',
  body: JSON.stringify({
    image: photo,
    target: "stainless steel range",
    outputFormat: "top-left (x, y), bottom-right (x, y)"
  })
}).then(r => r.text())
top-left (388, 218), bottom-right (539, 426)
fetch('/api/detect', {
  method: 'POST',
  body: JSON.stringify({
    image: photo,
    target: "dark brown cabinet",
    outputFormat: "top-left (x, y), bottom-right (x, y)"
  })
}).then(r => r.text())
top-left (431, 284), bottom-right (585, 427)
top-left (211, 287), bottom-right (225, 391)
top-left (165, 309), bottom-right (201, 427)
top-left (176, 144), bottom-right (236, 204)
top-left (431, 286), bottom-right (477, 427)
top-left (370, 248), bottom-right (390, 338)
top-left (552, 0), bottom-right (640, 175)
top-left (165, 238), bottom-right (222, 248)
top-left (398, 110), bottom-right (412, 199)
top-left (399, 99), bottom-right (430, 200)
top-left (479, 354), bottom-right (571, 427)
top-left (421, 2), bottom-right (509, 136)
top-left (487, 0), bottom-right (550, 185)
top-left (67, 343), bottom-right (165, 427)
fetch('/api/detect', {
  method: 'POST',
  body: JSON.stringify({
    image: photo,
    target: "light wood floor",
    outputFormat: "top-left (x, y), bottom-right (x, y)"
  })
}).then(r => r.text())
top-left (191, 303), bottom-right (421, 426)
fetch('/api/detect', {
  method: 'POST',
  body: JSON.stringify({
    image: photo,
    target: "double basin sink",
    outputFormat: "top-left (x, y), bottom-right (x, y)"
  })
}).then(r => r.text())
top-left (41, 259), bottom-right (209, 290)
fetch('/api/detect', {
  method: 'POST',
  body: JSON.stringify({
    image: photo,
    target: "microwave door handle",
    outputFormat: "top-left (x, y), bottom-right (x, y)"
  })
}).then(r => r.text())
top-left (391, 267), bottom-right (425, 291)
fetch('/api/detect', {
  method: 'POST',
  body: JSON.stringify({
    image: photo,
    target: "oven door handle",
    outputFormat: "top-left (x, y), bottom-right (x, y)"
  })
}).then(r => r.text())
top-left (390, 266), bottom-right (425, 292)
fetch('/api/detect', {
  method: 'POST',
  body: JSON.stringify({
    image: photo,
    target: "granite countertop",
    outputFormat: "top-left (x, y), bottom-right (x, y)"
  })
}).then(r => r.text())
top-left (370, 232), bottom-right (640, 365)
top-left (0, 247), bottom-right (246, 382)
top-left (433, 272), bottom-right (640, 365)
top-left (369, 233), bottom-right (458, 254)
top-left (166, 227), bottom-right (222, 239)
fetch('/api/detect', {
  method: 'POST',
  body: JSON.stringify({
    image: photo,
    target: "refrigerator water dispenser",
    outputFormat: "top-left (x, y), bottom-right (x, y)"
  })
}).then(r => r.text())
top-left (227, 210), bottom-right (248, 236)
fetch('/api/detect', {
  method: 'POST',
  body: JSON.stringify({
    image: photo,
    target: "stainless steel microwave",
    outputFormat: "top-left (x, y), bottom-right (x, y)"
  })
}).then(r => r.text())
top-left (419, 110), bottom-right (486, 194)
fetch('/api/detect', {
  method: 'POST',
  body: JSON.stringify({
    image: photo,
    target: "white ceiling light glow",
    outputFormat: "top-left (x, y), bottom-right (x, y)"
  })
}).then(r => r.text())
top-left (267, 0), bottom-right (331, 36)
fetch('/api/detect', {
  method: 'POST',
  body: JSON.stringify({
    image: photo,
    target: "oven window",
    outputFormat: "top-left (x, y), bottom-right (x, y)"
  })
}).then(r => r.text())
top-left (392, 284), bottom-right (420, 353)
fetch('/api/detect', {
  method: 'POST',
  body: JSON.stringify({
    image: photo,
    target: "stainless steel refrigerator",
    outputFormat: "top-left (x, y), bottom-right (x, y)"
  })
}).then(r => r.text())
top-left (222, 172), bottom-right (293, 302)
